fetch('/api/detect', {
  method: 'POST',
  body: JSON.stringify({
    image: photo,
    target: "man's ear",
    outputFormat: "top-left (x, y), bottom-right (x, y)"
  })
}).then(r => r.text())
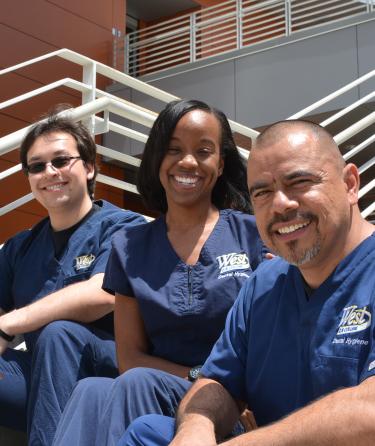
top-left (85, 162), bottom-right (95, 180)
top-left (343, 163), bottom-right (360, 205)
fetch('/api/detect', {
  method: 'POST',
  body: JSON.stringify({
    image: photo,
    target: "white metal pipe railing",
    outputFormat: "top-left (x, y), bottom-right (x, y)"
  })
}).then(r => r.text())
top-left (0, 79), bottom-right (90, 111)
top-left (0, 48), bottom-right (373, 221)
top-left (96, 144), bottom-right (141, 168)
top-left (289, 69), bottom-right (375, 119)
top-left (96, 173), bottom-right (139, 195)
top-left (128, 42), bottom-right (190, 64)
top-left (344, 134), bottom-right (375, 161)
top-left (0, 163), bottom-right (22, 181)
top-left (359, 179), bottom-right (375, 199)
top-left (359, 156), bottom-right (375, 175)
top-left (0, 49), bottom-right (180, 105)
top-left (124, 0), bottom-right (374, 76)
top-left (293, 6), bottom-right (364, 29)
top-left (292, 0), bottom-right (359, 17)
top-left (0, 193), bottom-right (34, 217)
top-left (334, 111), bottom-right (375, 145)
top-left (362, 202), bottom-right (375, 219)
top-left (0, 49), bottom-right (257, 143)
top-left (320, 91), bottom-right (375, 127)
top-left (242, 11), bottom-right (285, 30)
top-left (0, 96), bottom-right (110, 157)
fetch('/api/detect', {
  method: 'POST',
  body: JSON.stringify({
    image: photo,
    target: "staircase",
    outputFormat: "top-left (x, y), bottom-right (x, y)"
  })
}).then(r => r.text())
top-left (0, 49), bottom-right (374, 227)
top-left (0, 49), bottom-right (374, 443)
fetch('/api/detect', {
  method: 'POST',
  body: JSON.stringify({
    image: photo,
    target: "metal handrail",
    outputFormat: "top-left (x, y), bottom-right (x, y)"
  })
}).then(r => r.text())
top-left (124, 0), bottom-right (373, 76)
top-left (289, 70), bottom-right (375, 119)
top-left (286, 67), bottom-right (375, 219)
top-left (0, 49), bottom-right (261, 221)
top-left (0, 48), bottom-right (373, 221)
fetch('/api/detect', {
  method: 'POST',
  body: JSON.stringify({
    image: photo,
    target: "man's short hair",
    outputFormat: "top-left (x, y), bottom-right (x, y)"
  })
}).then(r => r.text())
top-left (20, 111), bottom-right (98, 198)
top-left (255, 119), bottom-right (345, 170)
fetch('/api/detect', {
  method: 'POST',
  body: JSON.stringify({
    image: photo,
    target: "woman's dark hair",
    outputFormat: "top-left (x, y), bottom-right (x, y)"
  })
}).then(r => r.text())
top-left (137, 99), bottom-right (251, 213)
top-left (20, 109), bottom-right (98, 198)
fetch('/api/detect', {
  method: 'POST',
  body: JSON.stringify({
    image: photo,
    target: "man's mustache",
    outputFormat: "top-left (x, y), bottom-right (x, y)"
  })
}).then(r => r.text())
top-left (267, 212), bottom-right (317, 235)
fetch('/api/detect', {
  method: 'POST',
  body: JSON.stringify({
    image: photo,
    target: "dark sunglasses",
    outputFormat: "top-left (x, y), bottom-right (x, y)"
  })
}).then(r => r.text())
top-left (25, 156), bottom-right (82, 175)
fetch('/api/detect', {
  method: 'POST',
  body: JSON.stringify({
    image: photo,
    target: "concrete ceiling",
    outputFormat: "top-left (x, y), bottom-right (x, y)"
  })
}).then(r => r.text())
top-left (127, 0), bottom-right (198, 22)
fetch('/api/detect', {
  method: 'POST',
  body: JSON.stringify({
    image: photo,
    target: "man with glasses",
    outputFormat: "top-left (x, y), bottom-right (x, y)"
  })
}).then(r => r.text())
top-left (0, 112), bottom-right (145, 445)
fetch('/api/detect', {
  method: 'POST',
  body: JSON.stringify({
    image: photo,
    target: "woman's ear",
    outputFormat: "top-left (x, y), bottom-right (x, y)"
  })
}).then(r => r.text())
top-left (218, 158), bottom-right (224, 176)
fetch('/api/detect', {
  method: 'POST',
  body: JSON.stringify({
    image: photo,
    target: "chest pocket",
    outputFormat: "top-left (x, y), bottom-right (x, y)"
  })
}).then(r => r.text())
top-left (312, 354), bottom-right (360, 397)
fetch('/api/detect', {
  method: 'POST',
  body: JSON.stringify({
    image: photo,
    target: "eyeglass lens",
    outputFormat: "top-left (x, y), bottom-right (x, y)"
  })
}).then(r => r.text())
top-left (27, 156), bottom-right (81, 174)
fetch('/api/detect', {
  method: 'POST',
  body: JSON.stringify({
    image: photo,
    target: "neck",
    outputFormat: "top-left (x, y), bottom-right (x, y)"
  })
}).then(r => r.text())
top-left (49, 196), bottom-right (93, 231)
top-left (300, 213), bottom-right (374, 289)
top-left (165, 202), bottom-right (219, 231)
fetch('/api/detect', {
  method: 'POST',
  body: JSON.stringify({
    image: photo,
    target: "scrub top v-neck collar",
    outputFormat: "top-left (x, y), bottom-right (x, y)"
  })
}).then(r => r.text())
top-left (159, 209), bottom-right (228, 267)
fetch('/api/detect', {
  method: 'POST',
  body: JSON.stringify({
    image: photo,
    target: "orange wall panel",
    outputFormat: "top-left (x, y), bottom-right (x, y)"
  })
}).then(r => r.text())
top-left (0, 0), bottom-right (126, 243)
top-left (0, 0), bottom-right (116, 65)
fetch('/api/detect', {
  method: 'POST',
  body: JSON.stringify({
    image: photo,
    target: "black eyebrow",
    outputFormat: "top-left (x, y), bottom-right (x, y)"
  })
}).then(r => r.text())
top-left (28, 149), bottom-right (68, 162)
top-left (248, 181), bottom-right (270, 196)
top-left (284, 170), bottom-right (316, 181)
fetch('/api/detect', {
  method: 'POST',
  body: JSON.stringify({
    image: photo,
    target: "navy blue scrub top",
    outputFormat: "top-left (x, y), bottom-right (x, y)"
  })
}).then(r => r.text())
top-left (103, 209), bottom-right (266, 366)
top-left (202, 233), bottom-right (375, 426)
top-left (0, 200), bottom-right (145, 346)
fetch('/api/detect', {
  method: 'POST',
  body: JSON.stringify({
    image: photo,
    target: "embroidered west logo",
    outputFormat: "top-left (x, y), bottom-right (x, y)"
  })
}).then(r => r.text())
top-left (216, 252), bottom-right (250, 274)
top-left (337, 305), bottom-right (371, 335)
top-left (74, 254), bottom-right (96, 271)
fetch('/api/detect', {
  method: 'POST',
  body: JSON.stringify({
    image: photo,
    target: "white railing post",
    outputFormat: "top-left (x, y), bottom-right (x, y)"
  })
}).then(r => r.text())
top-left (285, 0), bottom-right (291, 36)
top-left (112, 28), bottom-right (118, 70)
top-left (236, 0), bottom-right (243, 50)
top-left (190, 12), bottom-right (196, 63)
top-left (125, 34), bottom-right (130, 74)
top-left (82, 61), bottom-right (97, 133)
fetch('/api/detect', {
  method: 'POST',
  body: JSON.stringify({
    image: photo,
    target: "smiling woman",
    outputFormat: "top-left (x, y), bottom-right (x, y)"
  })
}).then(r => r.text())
top-left (52, 99), bottom-right (267, 446)
top-left (158, 109), bottom-right (224, 215)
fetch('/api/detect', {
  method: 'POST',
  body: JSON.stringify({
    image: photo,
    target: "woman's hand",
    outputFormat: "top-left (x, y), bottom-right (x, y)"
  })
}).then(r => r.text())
top-left (239, 408), bottom-right (257, 432)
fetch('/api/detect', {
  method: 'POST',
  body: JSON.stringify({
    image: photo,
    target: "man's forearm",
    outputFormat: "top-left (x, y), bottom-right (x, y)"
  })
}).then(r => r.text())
top-left (0, 273), bottom-right (114, 336)
top-left (223, 376), bottom-right (375, 446)
top-left (171, 378), bottom-right (243, 446)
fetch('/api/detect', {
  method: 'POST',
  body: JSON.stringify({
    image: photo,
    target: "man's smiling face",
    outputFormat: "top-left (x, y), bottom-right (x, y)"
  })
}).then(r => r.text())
top-left (26, 131), bottom-right (94, 213)
top-left (248, 127), bottom-right (354, 271)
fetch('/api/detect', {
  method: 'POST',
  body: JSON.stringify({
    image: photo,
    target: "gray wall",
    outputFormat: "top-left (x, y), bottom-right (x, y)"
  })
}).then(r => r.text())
top-left (106, 18), bottom-right (375, 155)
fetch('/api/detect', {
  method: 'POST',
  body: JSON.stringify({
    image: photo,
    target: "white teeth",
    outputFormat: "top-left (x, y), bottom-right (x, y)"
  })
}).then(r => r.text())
top-left (174, 176), bottom-right (198, 185)
top-left (278, 222), bottom-right (309, 234)
top-left (45, 184), bottom-right (64, 191)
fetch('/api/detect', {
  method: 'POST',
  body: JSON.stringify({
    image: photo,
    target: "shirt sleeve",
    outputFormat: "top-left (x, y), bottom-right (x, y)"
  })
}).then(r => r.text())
top-left (0, 232), bottom-right (30, 312)
top-left (91, 210), bottom-right (145, 276)
top-left (200, 276), bottom-right (254, 400)
top-left (102, 230), bottom-right (135, 297)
